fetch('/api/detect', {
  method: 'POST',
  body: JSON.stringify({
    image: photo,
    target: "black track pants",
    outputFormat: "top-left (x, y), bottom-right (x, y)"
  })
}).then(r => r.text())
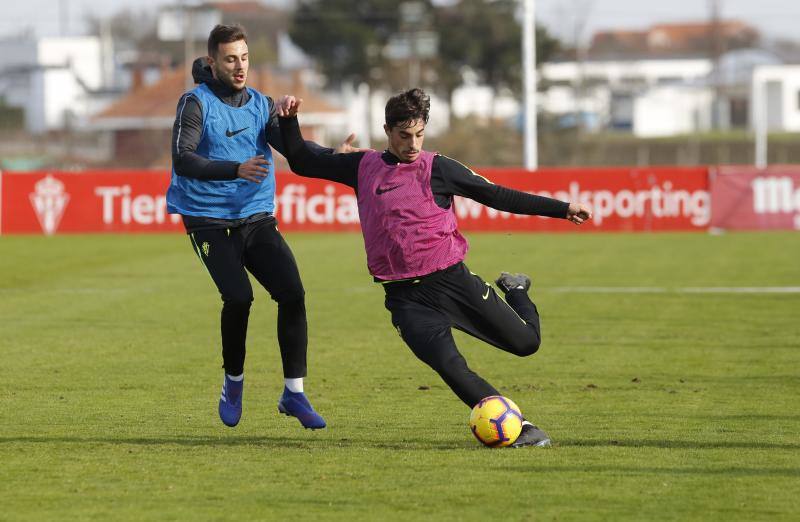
top-left (188, 217), bottom-right (307, 377)
top-left (385, 262), bottom-right (541, 408)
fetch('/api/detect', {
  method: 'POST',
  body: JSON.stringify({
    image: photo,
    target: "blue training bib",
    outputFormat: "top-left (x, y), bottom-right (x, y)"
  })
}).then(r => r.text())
top-left (166, 83), bottom-right (275, 219)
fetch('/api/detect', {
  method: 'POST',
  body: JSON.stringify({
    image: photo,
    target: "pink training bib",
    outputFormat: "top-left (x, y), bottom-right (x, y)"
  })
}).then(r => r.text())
top-left (356, 150), bottom-right (468, 280)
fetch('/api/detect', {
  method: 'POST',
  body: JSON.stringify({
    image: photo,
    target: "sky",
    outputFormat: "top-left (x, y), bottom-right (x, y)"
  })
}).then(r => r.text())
top-left (2, 0), bottom-right (800, 44)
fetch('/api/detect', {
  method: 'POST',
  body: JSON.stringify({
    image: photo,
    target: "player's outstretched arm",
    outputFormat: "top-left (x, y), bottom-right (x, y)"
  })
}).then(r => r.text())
top-left (436, 155), bottom-right (580, 220)
top-left (276, 95), bottom-right (362, 187)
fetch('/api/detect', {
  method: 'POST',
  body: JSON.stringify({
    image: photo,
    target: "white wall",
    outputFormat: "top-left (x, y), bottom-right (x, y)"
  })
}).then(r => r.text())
top-left (633, 86), bottom-right (713, 137)
top-left (542, 58), bottom-right (712, 88)
top-left (539, 85), bottom-right (611, 117)
top-left (331, 84), bottom-right (451, 149)
top-left (539, 58), bottom-right (714, 134)
top-left (450, 85), bottom-right (519, 121)
top-left (751, 66), bottom-right (800, 133)
top-left (0, 36), bottom-right (103, 133)
top-left (776, 73), bottom-right (800, 132)
top-left (37, 37), bottom-right (102, 90)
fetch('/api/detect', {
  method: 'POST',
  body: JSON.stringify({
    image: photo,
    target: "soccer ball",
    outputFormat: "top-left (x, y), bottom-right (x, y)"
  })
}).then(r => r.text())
top-left (469, 395), bottom-right (523, 447)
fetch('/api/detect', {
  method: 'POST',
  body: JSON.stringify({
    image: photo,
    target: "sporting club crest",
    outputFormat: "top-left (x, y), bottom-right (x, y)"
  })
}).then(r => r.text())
top-left (30, 175), bottom-right (70, 235)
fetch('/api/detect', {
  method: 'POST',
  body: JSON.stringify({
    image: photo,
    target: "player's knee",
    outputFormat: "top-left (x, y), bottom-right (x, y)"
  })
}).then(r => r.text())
top-left (422, 350), bottom-right (468, 379)
top-left (222, 297), bottom-right (252, 311)
top-left (272, 286), bottom-right (305, 306)
top-left (275, 290), bottom-right (305, 308)
top-left (512, 335), bottom-right (540, 357)
top-left (411, 342), bottom-right (454, 372)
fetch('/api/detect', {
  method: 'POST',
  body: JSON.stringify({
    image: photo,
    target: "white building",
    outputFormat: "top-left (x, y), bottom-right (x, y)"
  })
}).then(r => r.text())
top-left (540, 57), bottom-right (715, 136)
top-left (540, 53), bottom-right (798, 137)
top-left (0, 35), bottom-right (114, 134)
top-left (331, 84), bottom-right (450, 149)
top-left (751, 65), bottom-right (800, 133)
top-left (542, 58), bottom-right (713, 89)
top-left (633, 86), bottom-right (713, 137)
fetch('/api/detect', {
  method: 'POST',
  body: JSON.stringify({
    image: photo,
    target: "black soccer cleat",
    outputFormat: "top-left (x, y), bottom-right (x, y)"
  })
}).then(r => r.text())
top-left (495, 272), bottom-right (532, 294)
top-left (511, 422), bottom-right (551, 448)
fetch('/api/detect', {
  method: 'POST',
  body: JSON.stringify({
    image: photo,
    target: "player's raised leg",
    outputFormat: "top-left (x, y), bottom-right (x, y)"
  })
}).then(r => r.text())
top-left (444, 266), bottom-right (541, 357)
top-left (440, 266), bottom-right (551, 446)
top-left (491, 272), bottom-right (551, 447)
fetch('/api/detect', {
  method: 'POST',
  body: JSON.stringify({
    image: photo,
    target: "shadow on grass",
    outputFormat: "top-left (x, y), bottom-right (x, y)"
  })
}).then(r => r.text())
top-left (506, 465), bottom-right (800, 478)
top-left (596, 413), bottom-right (800, 422)
top-left (0, 435), bottom-right (471, 451)
top-left (558, 439), bottom-right (800, 450)
top-left (3, 435), bottom-right (799, 453)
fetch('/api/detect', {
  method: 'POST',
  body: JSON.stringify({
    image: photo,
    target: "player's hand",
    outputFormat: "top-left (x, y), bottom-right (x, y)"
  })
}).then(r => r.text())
top-left (334, 133), bottom-right (367, 154)
top-left (237, 155), bottom-right (271, 183)
top-left (566, 202), bottom-right (592, 225)
top-left (277, 95), bottom-right (302, 118)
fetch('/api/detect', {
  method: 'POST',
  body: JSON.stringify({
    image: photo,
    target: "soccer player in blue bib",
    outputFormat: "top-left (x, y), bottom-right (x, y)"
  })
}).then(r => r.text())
top-left (167, 24), bottom-right (354, 429)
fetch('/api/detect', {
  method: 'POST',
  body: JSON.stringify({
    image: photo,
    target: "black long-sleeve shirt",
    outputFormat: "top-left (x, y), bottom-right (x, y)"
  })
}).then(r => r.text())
top-left (278, 115), bottom-right (570, 217)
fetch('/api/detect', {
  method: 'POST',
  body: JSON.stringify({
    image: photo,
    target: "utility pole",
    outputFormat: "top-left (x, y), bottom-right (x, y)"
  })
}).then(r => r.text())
top-left (184, 1), bottom-right (195, 91)
top-left (522, 0), bottom-right (538, 170)
top-left (398, 2), bottom-right (436, 88)
top-left (753, 69), bottom-right (767, 169)
top-left (709, 0), bottom-right (725, 130)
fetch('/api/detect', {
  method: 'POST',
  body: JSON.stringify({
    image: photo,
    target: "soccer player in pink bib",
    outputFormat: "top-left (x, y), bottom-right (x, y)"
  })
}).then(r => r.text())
top-left (277, 89), bottom-right (592, 447)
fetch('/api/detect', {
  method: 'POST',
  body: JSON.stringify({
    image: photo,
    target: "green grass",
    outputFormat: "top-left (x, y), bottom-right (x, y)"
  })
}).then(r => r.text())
top-left (1, 231), bottom-right (799, 521)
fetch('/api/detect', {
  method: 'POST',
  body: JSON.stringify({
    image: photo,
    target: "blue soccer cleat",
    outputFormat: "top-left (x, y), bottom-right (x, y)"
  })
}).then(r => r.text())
top-left (277, 387), bottom-right (326, 430)
top-left (218, 374), bottom-right (243, 427)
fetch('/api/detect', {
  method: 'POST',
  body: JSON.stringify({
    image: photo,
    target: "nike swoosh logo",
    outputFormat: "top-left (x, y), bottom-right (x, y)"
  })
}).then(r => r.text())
top-left (375, 185), bottom-right (401, 195)
top-left (225, 127), bottom-right (249, 137)
top-left (482, 283), bottom-right (491, 300)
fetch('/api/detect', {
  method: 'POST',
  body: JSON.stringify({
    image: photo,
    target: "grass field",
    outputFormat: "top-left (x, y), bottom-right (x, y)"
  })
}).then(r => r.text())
top-left (1, 231), bottom-right (799, 521)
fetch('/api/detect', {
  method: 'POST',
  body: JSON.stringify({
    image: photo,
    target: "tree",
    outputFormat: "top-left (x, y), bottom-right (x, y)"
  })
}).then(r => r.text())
top-left (434, 0), bottom-right (561, 96)
top-left (85, 8), bottom-right (157, 47)
top-left (289, 0), bottom-right (561, 99)
top-left (290, 0), bottom-right (410, 87)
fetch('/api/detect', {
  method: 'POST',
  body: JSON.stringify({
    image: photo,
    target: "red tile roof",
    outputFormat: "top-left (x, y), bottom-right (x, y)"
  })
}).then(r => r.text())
top-left (94, 65), bottom-right (340, 126)
top-left (589, 19), bottom-right (759, 57)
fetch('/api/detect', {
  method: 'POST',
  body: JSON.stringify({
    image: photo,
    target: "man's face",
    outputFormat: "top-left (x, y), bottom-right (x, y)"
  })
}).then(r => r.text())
top-left (384, 119), bottom-right (425, 163)
top-left (208, 39), bottom-right (249, 91)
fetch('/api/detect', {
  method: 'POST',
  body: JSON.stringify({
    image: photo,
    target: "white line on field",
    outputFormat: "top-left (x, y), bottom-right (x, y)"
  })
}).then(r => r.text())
top-left (547, 286), bottom-right (800, 294)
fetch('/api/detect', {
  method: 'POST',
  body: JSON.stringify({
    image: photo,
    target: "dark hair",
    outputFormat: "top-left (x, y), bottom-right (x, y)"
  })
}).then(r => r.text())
top-left (385, 88), bottom-right (430, 129)
top-left (207, 24), bottom-right (248, 57)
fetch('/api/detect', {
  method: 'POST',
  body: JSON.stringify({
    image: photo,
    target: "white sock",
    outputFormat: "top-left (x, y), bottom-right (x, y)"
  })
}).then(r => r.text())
top-left (226, 373), bottom-right (243, 382)
top-left (284, 378), bottom-right (304, 393)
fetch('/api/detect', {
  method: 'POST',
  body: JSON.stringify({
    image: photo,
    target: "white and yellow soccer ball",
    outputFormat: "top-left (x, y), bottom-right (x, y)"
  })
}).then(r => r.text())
top-left (469, 395), bottom-right (524, 447)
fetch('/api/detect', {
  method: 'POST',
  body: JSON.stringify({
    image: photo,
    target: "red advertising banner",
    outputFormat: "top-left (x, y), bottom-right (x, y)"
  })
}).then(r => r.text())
top-left (452, 167), bottom-right (709, 232)
top-left (710, 166), bottom-right (800, 231)
top-left (0, 167), bottom-right (710, 235)
top-left (0, 170), bottom-right (182, 234)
